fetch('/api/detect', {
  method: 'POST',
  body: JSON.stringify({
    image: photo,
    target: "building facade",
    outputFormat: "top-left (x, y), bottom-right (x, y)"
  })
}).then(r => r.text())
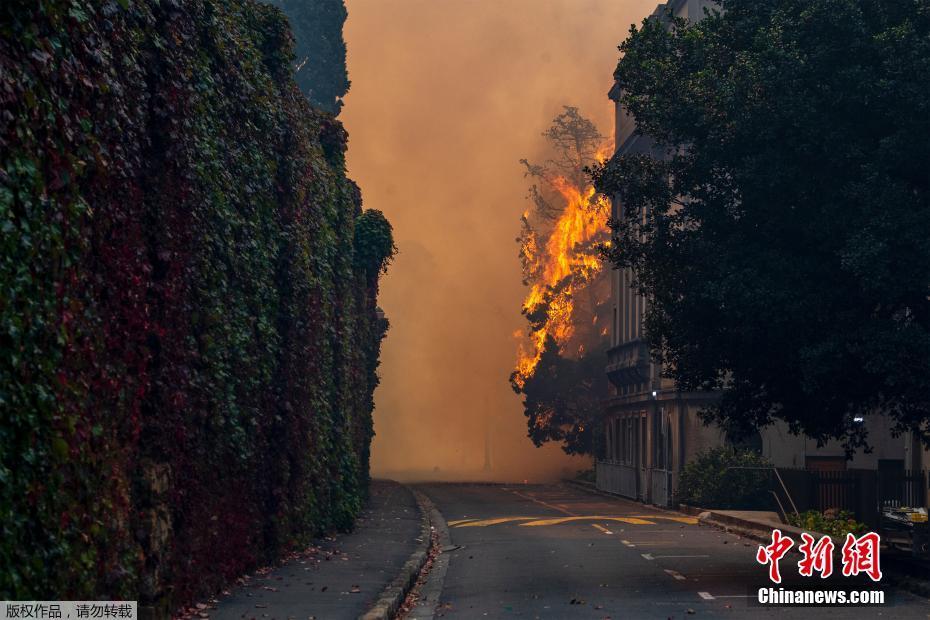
top-left (597, 0), bottom-right (927, 509)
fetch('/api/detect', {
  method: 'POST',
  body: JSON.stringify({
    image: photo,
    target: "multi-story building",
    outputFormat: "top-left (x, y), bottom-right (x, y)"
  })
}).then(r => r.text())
top-left (596, 0), bottom-right (927, 509)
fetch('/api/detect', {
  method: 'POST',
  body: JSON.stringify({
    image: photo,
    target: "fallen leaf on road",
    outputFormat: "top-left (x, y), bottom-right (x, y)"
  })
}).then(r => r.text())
top-left (350, 586), bottom-right (361, 593)
top-left (320, 586), bottom-right (328, 592)
top-left (254, 605), bottom-right (267, 609)
top-left (686, 609), bottom-right (696, 615)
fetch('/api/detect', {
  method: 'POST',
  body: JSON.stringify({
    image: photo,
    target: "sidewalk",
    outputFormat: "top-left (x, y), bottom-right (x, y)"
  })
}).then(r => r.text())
top-left (211, 480), bottom-right (423, 620)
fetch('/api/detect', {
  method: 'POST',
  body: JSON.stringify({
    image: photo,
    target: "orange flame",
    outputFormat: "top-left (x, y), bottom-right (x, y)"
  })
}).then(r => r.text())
top-left (513, 149), bottom-right (612, 388)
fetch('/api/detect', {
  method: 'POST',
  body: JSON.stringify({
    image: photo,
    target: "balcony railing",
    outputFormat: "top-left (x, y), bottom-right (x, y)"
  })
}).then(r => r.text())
top-left (606, 340), bottom-right (651, 388)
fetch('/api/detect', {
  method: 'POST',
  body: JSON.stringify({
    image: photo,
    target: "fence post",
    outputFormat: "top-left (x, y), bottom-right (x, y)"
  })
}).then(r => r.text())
top-left (858, 470), bottom-right (878, 530)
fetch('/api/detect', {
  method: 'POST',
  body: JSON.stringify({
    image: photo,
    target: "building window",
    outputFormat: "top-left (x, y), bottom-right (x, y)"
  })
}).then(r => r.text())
top-left (805, 456), bottom-right (847, 472)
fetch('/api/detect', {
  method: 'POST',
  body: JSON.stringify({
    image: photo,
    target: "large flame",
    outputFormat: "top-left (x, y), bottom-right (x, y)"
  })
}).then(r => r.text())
top-left (513, 149), bottom-right (612, 388)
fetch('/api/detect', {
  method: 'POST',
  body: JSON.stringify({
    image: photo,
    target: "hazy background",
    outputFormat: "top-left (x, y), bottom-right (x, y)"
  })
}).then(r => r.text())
top-left (341, 0), bottom-right (656, 481)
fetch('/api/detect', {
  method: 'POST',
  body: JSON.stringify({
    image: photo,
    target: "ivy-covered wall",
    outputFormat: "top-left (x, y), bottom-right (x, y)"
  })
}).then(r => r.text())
top-left (0, 0), bottom-right (393, 609)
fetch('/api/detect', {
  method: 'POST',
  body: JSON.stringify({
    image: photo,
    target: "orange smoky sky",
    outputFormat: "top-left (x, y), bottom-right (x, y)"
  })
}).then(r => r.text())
top-left (341, 0), bottom-right (657, 481)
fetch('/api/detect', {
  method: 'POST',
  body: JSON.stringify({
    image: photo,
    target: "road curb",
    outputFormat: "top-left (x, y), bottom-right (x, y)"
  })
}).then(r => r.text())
top-left (406, 490), bottom-right (451, 619)
top-left (358, 485), bottom-right (433, 620)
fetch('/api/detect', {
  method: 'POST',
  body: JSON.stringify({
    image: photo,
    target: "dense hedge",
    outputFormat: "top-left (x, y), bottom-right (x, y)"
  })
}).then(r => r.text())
top-left (0, 0), bottom-right (392, 609)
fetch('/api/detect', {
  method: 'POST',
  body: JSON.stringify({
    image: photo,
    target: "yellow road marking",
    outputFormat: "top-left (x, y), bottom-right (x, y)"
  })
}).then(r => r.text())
top-left (452, 517), bottom-right (537, 528)
top-left (591, 524), bottom-right (613, 534)
top-left (631, 515), bottom-right (698, 525)
top-left (449, 512), bottom-right (696, 528)
top-left (520, 516), bottom-right (657, 527)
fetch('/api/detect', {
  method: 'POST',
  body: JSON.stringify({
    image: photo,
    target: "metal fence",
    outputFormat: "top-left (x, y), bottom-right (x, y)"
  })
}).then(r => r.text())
top-left (776, 468), bottom-right (927, 529)
top-left (879, 469), bottom-right (927, 509)
top-left (650, 468), bottom-right (673, 508)
top-left (596, 460), bottom-right (639, 500)
top-left (597, 461), bottom-right (927, 523)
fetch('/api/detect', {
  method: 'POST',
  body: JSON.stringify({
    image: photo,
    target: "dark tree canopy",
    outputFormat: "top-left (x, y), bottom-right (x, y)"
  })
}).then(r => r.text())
top-left (266, 0), bottom-right (350, 114)
top-left (518, 338), bottom-right (609, 456)
top-left (592, 0), bottom-right (930, 451)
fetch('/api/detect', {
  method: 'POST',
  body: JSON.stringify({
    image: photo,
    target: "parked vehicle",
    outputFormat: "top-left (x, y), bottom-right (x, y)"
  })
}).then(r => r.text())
top-left (881, 506), bottom-right (929, 558)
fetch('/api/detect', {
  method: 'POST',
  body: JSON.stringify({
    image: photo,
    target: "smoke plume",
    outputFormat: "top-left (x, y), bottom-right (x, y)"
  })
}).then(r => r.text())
top-left (341, 0), bottom-right (656, 481)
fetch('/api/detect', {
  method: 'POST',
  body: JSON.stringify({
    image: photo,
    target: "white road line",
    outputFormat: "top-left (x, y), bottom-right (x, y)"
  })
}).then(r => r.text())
top-left (591, 524), bottom-right (614, 535)
top-left (621, 539), bottom-right (636, 548)
top-left (641, 553), bottom-right (654, 560)
top-left (649, 554), bottom-right (710, 559)
top-left (698, 592), bottom-right (715, 600)
top-left (715, 595), bottom-right (754, 598)
top-left (664, 569), bottom-right (687, 581)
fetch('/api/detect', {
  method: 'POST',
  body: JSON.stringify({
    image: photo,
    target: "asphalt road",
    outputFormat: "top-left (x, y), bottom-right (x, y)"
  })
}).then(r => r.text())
top-left (415, 483), bottom-right (930, 619)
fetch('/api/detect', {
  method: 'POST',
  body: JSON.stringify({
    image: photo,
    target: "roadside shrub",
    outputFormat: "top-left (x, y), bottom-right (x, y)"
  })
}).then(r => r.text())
top-left (787, 510), bottom-right (867, 537)
top-left (678, 447), bottom-right (772, 509)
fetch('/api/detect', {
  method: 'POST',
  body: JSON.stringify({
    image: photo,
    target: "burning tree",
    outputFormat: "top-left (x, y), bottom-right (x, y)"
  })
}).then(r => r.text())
top-left (510, 107), bottom-right (612, 455)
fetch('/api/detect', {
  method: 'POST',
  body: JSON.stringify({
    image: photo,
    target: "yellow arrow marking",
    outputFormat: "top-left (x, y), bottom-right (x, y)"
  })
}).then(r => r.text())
top-left (630, 515), bottom-right (698, 525)
top-left (452, 517), bottom-right (538, 527)
top-left (449, 515), bottom-right (697, 528)
top-left (520, 516), bottom-right (657, 526)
